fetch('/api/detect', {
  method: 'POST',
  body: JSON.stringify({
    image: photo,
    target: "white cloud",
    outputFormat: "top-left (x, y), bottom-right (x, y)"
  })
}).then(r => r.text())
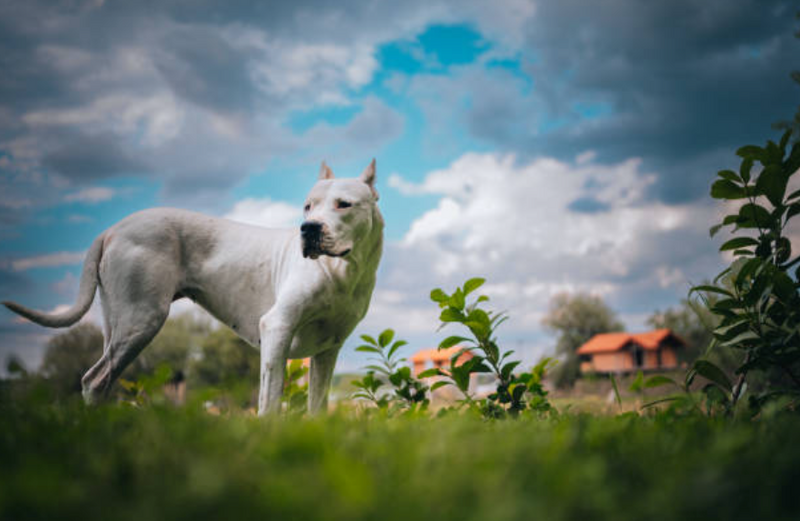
top-left (224, 198), bottom-right (303, 229)
top-left (397, 152), bottom-right (708, 277)
top-left (64, 187), bottom-right (115, 204)
top-left (352, 151), bottom-right (724, 359)
top-left (11, 251), bottom-right (85, 271)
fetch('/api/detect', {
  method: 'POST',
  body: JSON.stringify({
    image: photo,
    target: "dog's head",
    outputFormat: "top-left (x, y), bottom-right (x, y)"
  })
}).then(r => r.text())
top-left (301, 159), bottom-right (381, 260)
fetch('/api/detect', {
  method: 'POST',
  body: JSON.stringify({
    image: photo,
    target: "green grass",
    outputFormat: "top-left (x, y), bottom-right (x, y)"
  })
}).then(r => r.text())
top-left (2, 389), bottom-right (800, 521)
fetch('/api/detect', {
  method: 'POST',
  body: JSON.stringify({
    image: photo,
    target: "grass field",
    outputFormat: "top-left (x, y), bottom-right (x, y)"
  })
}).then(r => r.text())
top-left (2, 387), bottom-right (800, 521)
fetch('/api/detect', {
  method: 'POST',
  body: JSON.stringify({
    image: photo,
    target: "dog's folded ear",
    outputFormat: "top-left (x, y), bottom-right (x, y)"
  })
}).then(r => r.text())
top-left (319, 161), bottom-right (335, 180)
top-left (360, 159), bottom-right (378, 200)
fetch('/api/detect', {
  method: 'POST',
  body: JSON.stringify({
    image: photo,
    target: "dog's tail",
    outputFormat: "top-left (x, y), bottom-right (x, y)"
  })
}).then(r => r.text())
top-left (3, 233), bottom-right (105, 328)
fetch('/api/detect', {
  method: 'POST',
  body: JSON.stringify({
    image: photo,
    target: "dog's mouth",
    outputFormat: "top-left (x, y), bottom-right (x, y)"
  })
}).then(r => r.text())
top-left (302, 240), bottom-right (351, 259)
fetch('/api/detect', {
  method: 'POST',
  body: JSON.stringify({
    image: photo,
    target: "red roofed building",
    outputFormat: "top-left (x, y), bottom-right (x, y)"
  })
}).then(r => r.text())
top-left (410, 347), bottom-right (475, 376)
top-left (577, 329), bottom-right (685, 374)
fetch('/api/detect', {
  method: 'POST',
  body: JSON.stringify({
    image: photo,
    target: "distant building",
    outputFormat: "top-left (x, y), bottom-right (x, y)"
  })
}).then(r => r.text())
top-left (577, 328), bottom-right (685, 374)
top-left (409, 346), bottom-right (475, 376)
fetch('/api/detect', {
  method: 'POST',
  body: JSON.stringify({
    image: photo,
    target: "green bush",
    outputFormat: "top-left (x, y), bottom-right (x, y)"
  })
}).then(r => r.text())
top-left (690, 129), bottom-right (800, 414)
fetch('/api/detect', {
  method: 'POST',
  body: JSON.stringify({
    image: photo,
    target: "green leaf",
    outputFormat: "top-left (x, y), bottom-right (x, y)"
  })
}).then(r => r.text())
top-left (430, 380), bottom-right (452, 391)
top-left (360, 334), bottom-right (378, 346)
top-left (713, 320), bottom-right (750, 341)
top-left (690, 285), bottom-right (733, 297)
top-left (736, 203), bottom-right (771, 229)
top-left (355, 345), bottom-right (381, 354)
top-left (693, 360), bottom-right (732, 392)
top-left (365, 365), bottom-right (391, 376)
top-left (736, 144), bottom-right (764, 160)
top-left (719, 237), bottom-right (759, 251)
top-left (439, 336), bottom-right (471, 349)
top-left (709, 223), bottom-right (724, 237)
top-left (476, 295), bottom-right (490, 303)
top-left (740, 157), bottom-right (754, 183)
top-left (628, 371), bottom-right (644, 393)
top-left (720, 330), bottom-right (759, 348)
top-left (735, 257), bottom-right (763, 286)
top-left (755, 165), bottom-right (787, 207)
top-left (467, 308), bottom-right (491, 327)
top-left (501, 361), bottom-right (521, 381)
top-left (387, 340), bottom-right (408, 359)
top-left (440, 308), bottom-right (465, 323)
top-left (765, 140), bottom-right (783, 164)
top-left (418, 368), bottom-right (445, 378)
top-left (378, 329), bottom-right (395, 348)
top-left (430, 288), bottom-right (449, 303)
top-left (388, 371), bottom-right (402, 387)
top-left (463, 277), bottom-right (486, 296)
top-left (786, 203), bottom-right (800, 222)
top-left (716, 169), bottom-right (740, 182)
top-left (779, 129), bottom-right (792, 152)
top-left (773, 271), bottom-right (796, 301)
top-left (450, 365), bottom-right (471, 391)
top-left (449, 288), bottom-right (466, 311)
top-left (710, 298), bottom-right (743, 314)
top-left (710, 179), bottom-right (746, 199)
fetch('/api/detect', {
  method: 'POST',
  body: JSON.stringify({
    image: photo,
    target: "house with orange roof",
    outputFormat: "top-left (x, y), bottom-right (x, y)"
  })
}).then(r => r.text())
top-left (576, 328), bottom-right (685, 374)
top-left (409, 346), bottom-right (475, 376)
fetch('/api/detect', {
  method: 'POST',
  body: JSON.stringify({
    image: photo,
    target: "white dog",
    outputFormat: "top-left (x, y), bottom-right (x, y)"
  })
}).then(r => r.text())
top-left (3, 160), bottom-right (383, 415)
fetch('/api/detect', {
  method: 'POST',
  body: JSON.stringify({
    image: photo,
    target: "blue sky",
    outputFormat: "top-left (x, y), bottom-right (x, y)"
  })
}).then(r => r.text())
top-left (1, 0), bottom-right (798, 373)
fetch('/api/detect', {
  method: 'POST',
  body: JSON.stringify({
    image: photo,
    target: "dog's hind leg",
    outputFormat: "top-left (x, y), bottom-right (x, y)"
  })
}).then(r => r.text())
top-left (81, 253), bottom-right (177, 404)
top-left (81, 301), bottom-right (170, 404)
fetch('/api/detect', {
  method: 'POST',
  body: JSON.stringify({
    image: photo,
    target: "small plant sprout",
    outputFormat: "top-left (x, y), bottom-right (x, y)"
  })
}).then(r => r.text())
top-left (425, 277), bottom-right (555, 418)
top-left (351, 329), bottom-right (429, 412)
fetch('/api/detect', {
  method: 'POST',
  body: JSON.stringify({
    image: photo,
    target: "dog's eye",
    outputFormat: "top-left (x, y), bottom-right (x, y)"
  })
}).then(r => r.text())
top-left (304, 203), bottom-right (311, 212)
top-left (336, 200), bottom-right (353, 209)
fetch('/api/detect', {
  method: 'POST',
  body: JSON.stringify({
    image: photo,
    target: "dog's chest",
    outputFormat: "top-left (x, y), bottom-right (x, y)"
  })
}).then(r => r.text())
top-left (288, 284), bottom-right (372, 358)
top-left (290, 312), bottom-right (358, 358)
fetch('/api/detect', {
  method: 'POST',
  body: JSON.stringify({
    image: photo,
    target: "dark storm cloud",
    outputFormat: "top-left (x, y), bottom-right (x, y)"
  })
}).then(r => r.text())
top-left (0, 0), bottom-right (431, 209)
top-left (469, 0), bottom-right (799, 202)
top-left (153, 25), bottom-right (257, 114)
top-left (42, 133), bottom-right (149, 182)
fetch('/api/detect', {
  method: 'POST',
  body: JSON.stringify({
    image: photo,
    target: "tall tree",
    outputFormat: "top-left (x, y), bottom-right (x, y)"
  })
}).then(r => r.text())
top-left (542, 293), bottom-right (624, 388)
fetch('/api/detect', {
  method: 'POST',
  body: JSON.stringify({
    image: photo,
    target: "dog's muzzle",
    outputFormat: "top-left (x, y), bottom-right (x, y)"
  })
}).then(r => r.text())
top-left (301, 221), bottom-right (323, 259)
top-left (301, 221), bottom-right (351, 259)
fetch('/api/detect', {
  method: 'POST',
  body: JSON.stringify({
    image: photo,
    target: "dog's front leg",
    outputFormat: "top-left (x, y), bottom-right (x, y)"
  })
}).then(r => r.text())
top-left (257, 309), bottom-right (295, 416)
top-left (308, 347), bottom-right (340, 414)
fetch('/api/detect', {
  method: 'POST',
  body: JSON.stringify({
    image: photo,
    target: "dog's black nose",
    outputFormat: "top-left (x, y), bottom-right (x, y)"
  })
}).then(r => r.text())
top-left (301, 221), bottom-right (323, 238)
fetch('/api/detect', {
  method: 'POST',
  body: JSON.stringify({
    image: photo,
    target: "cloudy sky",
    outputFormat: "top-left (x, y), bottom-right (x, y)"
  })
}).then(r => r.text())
top-left (1, 0), bottom-right (798, 373)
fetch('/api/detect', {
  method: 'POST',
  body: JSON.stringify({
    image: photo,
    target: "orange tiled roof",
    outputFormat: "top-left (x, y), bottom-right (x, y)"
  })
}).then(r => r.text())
top-left (577, 329), bottom-right (683, 355)
top-left (409, 346), bottom-right (475, 363)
